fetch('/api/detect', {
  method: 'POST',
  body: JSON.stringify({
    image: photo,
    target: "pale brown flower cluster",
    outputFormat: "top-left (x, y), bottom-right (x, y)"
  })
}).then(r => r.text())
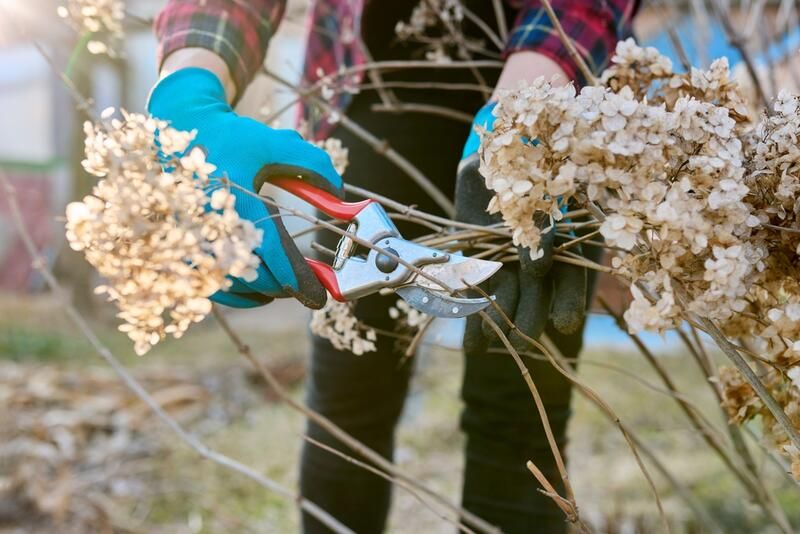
top-left (394, 0), bottom-right (474, 62)
top-left (389, 298), bottom-right (429, 330)
top-left (480, 39), bottom-right (800, 477)
top-left (57, 0), bottom-right (125, 56)
top-left (316, 137), bottom-right (349, 175)
top-left (310, 298), bottom-right (377, 355)
top-left (66, 110), bottom-right (261, 355)
top-left (395, 0), bottom-right (464, 40)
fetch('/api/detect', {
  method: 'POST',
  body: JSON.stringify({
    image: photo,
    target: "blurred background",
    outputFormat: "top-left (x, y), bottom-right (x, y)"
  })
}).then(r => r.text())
top-left (1, 1), bottom-right (800, 532)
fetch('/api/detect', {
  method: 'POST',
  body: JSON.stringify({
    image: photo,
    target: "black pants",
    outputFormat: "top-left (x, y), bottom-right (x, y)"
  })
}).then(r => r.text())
top-left (299, 73), bottom-right (594, 531)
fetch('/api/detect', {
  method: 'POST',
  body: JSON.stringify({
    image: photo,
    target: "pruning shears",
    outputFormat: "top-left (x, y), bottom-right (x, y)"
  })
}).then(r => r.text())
top-left (271, 177), bottom-right (501, 318)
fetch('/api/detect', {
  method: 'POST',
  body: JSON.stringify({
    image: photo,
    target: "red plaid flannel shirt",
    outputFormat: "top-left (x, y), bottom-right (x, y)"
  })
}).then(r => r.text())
top-left (155, 0), bottom-right (638, 140)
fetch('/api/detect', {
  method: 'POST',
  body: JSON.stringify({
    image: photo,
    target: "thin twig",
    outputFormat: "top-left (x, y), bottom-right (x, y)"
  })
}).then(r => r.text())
top-left (404, 316), bottom-right (435, 358)
top-left (462, 6), bottom-right (505, 50)
top-left (389, 213), bottom-right (445, 232)
top-left (552, 254), bottom-right (614, 273)
top-left (654, 0), bottom-right (692, 71)
top-left (507, 351), bottom-right (722, 530)
top-left (344, 184), bottom-right (510, 237)
top-left (525, 461), bottom-right (583, 529)
top-left (32, 42), bottom-right (97, 120)
top-left (359, 80), bottom-right (496, 93)
top-left (491, 0), bottom-right (509, 42)
top-left (305, 60), bottom-right (503, 92)
top-left (554, 229), bottom-right (601, 253)
top-left (536, 335), bottom-right (673, 534)
top-left (362, 47), bottom-right (400, 109)
top-left (677, 330), bottom-right (796, 526)
top-left (709, 0), bottom-right (771, 110)
top-left (478, 312), bottom-right (586, 530)
top-left (538, 0), bottom-right (597, 85)
top-left (422, 0), bottom-right (492, 99)
top-left (371, 102), bottom-right (473, 123)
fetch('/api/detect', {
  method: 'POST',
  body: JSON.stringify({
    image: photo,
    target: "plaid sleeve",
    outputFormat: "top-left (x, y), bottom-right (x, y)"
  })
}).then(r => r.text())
top-left (505, 0), bottom-right (639, 86)
top-left (154, 0), bottom-right (286, 100)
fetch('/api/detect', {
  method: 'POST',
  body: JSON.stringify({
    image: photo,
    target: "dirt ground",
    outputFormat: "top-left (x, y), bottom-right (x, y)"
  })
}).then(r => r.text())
top-left (1, 294), bottom-right (798, 533)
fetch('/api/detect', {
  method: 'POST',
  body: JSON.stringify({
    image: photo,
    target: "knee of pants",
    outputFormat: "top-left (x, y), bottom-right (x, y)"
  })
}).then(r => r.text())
top-left (460, 345), bottom-right (575, 451)
top-left (306, 330), bottom-right (413, 439)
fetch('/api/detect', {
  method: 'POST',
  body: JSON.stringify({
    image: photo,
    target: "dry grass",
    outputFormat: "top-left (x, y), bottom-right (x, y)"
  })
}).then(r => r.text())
top-left (1, 294), bottom-right (798, 533)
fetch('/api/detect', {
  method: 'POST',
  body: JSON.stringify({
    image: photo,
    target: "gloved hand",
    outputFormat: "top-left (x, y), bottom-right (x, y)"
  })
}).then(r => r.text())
top-left (148, 67), bottom-right (343, 310)
top-left (456, 102), bottom-right (588, 353)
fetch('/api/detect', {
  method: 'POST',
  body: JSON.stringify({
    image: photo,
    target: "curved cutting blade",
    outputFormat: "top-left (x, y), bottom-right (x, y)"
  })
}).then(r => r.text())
top-left (396, 286), bottom-right (494, 318)
top-left (414, 255), bottom-right (502, 292)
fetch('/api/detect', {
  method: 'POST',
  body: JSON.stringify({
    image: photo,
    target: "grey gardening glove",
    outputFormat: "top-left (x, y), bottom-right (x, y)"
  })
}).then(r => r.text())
top-left (456, 107), bottom-right (588, 353)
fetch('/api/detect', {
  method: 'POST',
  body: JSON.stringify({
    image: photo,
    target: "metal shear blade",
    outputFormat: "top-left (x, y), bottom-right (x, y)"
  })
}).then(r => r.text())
top-left (401, 255), bottom-right (501, 318)
top-left (396, 286), bottom-right (495, 318)
top-left (413, 255), bottom-right (501, 292)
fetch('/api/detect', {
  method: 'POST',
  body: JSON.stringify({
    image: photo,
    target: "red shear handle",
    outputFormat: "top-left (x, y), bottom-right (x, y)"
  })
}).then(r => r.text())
top-left (306, 258), bottom-right (345, 302)
top-left (271, 176), bottom-right (372, 220)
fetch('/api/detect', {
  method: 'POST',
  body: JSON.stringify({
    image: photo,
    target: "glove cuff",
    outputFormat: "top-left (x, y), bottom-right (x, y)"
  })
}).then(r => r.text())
top-left (147, 67), bottom-right (231, 119)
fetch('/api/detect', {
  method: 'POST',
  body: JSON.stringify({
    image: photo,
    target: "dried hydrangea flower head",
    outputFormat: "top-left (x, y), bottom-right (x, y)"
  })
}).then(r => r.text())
top-left (66, 109), bottom-right (261, 355)
top-left (480, 39), bottom-right (800, 478)
top-left (310, 298), bottom-right (377, 355)
top-left (481, 38), bottom-right (758, 330)
top-left (57, 0), bottom-right (125, 56)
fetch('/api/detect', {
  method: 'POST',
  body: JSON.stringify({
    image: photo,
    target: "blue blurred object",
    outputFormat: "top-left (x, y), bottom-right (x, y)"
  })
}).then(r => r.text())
top-left (643, 18), bottom-right (741, 71)
top-left (644, 16), bottom-right (800, 71)
top-left (461, 101), bottom-right (497, 160)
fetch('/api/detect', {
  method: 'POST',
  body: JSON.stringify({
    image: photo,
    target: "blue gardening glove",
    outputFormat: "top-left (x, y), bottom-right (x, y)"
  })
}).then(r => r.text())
top-left (455, 102), bottom-right (588, 353)
top-left (147, 67), bottom-right (343, 309)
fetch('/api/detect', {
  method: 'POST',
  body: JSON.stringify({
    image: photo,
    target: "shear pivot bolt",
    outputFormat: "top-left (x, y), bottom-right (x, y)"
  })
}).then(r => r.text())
top-left (376, 247), bottom-right (399, 273)
top-left (452, 306), bottom-right (459, 314)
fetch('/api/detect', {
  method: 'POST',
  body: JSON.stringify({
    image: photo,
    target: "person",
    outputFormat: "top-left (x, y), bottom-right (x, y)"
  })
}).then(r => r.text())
top-left (148, 1), bottom-right (638, 532)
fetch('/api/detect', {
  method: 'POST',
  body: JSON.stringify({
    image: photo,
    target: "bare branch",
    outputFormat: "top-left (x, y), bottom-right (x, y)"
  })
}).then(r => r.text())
top-left (371, 102), bottom-right (473, 123)
top-left (478, 311), bottom-right (586, 529)
top-left (709, 0), bottom-right (771, 109)
top-left (538, 0), bottom-right (598, 85)
top-left (491, 0), bottom-right (509, 42)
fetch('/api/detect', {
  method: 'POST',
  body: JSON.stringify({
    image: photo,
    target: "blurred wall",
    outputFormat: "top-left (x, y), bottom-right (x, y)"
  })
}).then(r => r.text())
top-left (0, 44), bottom-right (68, 291)
top-left (0, 0), bottom-right (312, 293)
